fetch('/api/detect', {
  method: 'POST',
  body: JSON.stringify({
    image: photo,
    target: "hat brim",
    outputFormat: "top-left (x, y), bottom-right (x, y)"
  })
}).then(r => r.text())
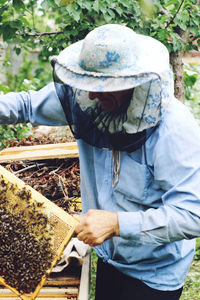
top-left (53, 40), bottom-right (160, 92)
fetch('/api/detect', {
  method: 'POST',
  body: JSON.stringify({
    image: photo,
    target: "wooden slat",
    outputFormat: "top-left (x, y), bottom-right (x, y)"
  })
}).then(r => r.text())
top-left (0, 287), bottom-right (78, 298)
top-left (0, 295), bottom-right (77, 300)
top-left (78, 252), bottom-right (91, 300)
top-left (45, 279), bottom-right (80, 287)
top-left (0, 288), bottom-right (78, 298)
top-left (0, 142), bottom-right (79, 162)
top-left (36, 298), bottom-right (76, 299)
top-left (0, 288), bottom-right (78, 293)
top-left (0, 287), bottom-right (78, 294)
top-left (0, 294), bottom-right (77, 298)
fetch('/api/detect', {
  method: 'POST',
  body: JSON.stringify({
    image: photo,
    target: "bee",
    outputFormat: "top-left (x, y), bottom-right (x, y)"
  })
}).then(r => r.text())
top-left (12, 203), bottom-right (19, 210)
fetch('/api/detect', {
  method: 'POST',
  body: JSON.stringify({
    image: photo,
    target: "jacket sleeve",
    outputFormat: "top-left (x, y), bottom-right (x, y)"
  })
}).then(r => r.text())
top-left (118, 104), bottom-right (200, 245)
top-left (0, 82), bottom-right (67, 126)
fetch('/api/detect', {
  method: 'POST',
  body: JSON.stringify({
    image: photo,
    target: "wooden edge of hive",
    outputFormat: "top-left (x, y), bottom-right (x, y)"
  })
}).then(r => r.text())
top-left (0, 142), bottom-right (79, 162)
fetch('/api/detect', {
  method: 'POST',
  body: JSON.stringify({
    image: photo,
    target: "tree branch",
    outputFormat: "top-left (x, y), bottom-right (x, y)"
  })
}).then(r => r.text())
top-left (27, 30), bottom-right (64, 37)
top-left (165, 0), bottom-right (185, 28)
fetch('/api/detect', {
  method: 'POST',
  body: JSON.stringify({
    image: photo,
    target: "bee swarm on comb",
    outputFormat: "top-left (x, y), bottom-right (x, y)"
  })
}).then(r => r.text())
top-left (0, 175), bottom-right (55, 294)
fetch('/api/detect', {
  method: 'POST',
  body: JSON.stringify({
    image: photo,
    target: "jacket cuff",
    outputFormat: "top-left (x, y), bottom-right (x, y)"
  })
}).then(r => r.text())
top-left (117, 211), bottom-right (142, 241)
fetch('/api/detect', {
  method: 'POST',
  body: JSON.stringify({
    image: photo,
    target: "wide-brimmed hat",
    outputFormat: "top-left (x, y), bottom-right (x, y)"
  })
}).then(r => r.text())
top-left (52, 24), bottom-right (172, 93)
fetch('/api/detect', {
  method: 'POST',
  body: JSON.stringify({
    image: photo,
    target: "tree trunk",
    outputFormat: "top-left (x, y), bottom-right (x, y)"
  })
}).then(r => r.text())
top-left (170, 51), bottom-right (185, 103)
top-left (169, 28), bottom-right (190, 103)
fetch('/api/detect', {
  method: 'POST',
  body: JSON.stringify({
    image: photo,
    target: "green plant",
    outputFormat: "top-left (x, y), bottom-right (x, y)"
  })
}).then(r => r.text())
top-left (193, 237), bottom-right (200, 261)
top-left (181, 238), bottom-right (200, 299)
top-left (184, 62), bottom-right (200, 122)
top-left (0, 48), bottom-right (52, 148)
top-left (3, 50), bottom-right (52, 92)
top-left (0, 124), bottom-right (33, 149)
top-left (90, 249), bottom-right (98, 300)
top-left (184, 64), bottom-right (199, 101)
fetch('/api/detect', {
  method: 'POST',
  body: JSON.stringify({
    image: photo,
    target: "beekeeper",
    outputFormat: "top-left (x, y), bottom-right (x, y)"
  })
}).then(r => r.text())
top-left (1, 24), bottom-right (200, 300)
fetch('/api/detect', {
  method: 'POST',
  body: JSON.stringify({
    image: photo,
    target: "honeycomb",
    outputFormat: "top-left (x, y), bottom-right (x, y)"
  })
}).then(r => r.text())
top-left (0, 165), bottom-right (79, 299)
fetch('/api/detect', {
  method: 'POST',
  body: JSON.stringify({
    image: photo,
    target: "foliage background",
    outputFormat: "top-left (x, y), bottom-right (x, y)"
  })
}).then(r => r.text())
top-left (0, 0), bottom-right (199, 147)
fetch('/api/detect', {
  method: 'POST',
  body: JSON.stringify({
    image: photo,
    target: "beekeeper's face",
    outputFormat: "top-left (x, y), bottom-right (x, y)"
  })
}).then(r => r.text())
top-left (88, 88), bottom-right (133, 112)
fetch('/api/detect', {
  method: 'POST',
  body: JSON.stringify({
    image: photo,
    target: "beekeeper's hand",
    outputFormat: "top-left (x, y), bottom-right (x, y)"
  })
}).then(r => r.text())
top-left (74, 209), bottom-right (119, 247)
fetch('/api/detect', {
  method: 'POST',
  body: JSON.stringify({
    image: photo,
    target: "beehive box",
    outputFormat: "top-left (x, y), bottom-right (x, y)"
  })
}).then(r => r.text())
top-left (0, 142), bottom-right (90, 300)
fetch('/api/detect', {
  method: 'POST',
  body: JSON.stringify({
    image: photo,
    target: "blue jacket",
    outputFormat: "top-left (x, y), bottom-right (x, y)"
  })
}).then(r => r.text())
top-left (1, 82), bottom-right (200, 290)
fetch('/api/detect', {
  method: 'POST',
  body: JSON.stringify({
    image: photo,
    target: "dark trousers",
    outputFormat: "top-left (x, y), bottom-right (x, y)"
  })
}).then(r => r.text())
top-left (95, 258), bottom-right (183, 300)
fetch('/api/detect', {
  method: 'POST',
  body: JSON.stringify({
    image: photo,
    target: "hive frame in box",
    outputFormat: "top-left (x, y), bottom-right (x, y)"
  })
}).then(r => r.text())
top-left (0, 165), bottom-right (79, 300)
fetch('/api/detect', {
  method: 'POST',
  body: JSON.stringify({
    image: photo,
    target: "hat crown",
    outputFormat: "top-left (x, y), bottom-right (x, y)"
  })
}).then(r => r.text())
top-left (78, 24), bottom-right (139, 75)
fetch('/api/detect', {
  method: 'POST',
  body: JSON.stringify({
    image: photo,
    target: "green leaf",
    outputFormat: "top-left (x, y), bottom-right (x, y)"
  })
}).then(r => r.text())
top-left (70, 9), bottom-right (81, 22)
top-left (0, 0), bottom-right (9, 4)
top-left (104, 13), bottom-right (112, 23)
top-left (166, 0), bottom-right (178, 7)
top-left (47, 0), bottom-right (57, 8)
top-left (170, 32), bottom-right (184, 52)
top-left (41, 0), bottom-right (57, 10)
top-left (10, 20), bottom-right (23, 29)
top-left (1, 10), bottom-right (13, 22)
top-left (14, 46), bottom-right (21, 55)
top-left (190, 26), bottom-right (200, 36)
top-left (115, 6), bottom-right (123, 16)
top-left (175, 10), bottom-right (190, 25)
top-left (99, 2), bottom-right (107, 14)
top-left (40, 0), bottom-right (49, 10)
top-left (77, 0), bottom-right (91, 10)
top-left (177, 22), bottom-right (187, 31)
top-left (66, 3), bottom-right (74, 14)
top-left (18, 15), bottom-right (30, 27)
top-left (12, 0), bottom-right (25, 10)
top-left (107, 8), bottom-right (115, 18)
top-left (2, 24), bottom-right (18, 41)
top-left (157, 29), bottom-right (168, 40)
top-left (119, 0), bottom-right (131, 8)
top-left (93, 0), bottom-right (99, 12)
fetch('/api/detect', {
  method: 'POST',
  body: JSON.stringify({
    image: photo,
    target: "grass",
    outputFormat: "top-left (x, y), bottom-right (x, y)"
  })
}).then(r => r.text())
top-left (180, 238), bottom-right (200, 299)
top-left (90, 250), bottom-right (98, 300)
top-left (181, 259), bottom-right (200, 300)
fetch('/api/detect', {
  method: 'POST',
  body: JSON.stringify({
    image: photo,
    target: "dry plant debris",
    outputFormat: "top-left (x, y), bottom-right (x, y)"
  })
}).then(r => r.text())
top-left (2, 158), bottom-right (81, 214)
top-left (3, 132), bottom-right (75, 148)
